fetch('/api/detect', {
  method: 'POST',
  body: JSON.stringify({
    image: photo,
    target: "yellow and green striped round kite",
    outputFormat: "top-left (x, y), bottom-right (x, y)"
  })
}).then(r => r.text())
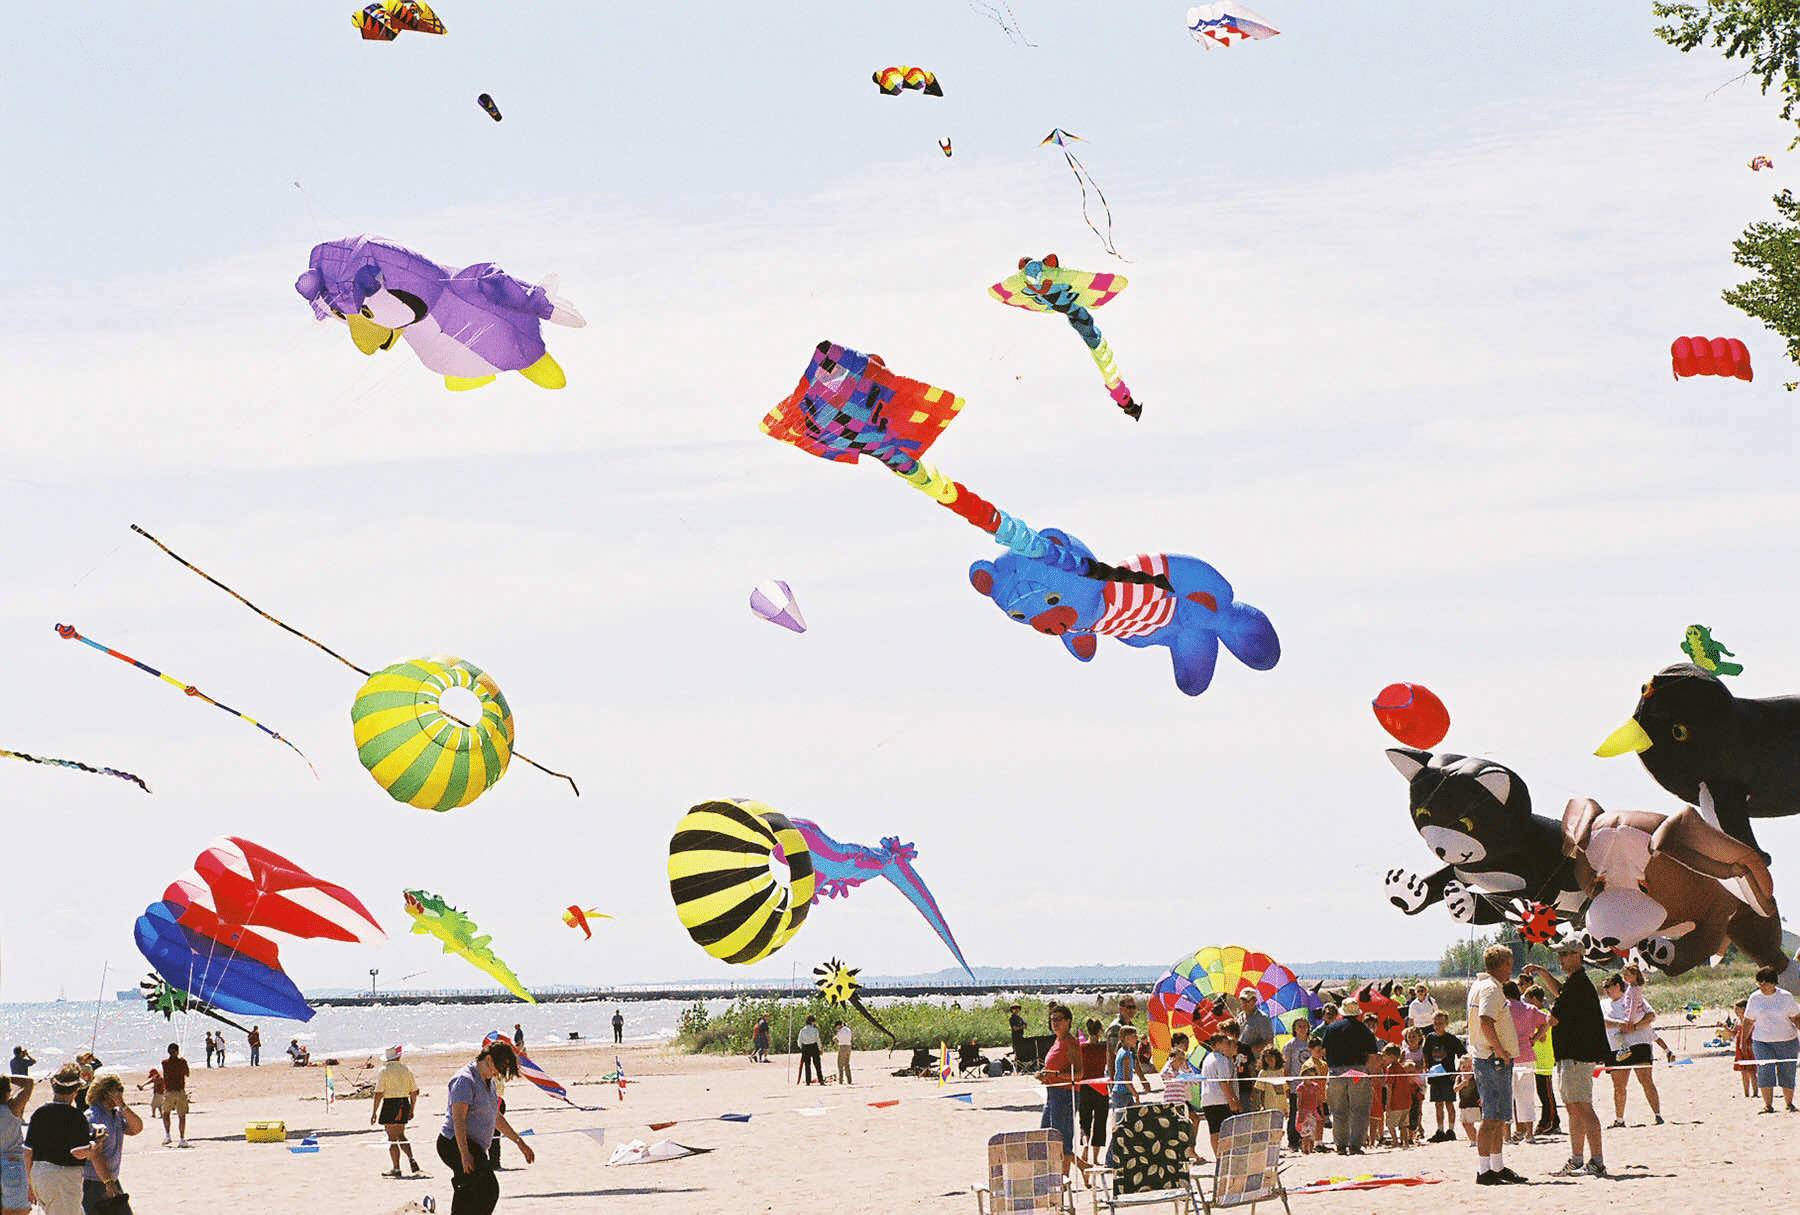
top-left (668, 798), bottom-right (815, 964)
top-left (351, 656), bottom-right (513, 812)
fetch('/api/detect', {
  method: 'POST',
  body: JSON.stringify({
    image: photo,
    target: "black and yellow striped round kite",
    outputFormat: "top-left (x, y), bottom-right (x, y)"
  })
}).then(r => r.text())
top-left (667, 798), bottom-right (815, 965)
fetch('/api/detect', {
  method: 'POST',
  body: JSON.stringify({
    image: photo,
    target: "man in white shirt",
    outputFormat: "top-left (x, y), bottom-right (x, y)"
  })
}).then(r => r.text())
top-left (833, 1021), bottom-right (855, 1085)
top-left (1407, 983), bottom-right (1440, 1031)
top-left (1467, 946), bottom-right (1523, 1185)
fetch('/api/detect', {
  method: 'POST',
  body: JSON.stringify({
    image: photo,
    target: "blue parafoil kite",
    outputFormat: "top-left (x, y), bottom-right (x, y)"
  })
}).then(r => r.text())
top-left (296, 235), bottom-right (586, 391)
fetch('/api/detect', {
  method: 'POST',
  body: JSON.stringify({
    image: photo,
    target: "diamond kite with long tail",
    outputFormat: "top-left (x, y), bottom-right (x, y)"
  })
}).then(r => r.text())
top-left (760, 341), bottom-right (1167, 586)
top-left (55, 623), bottom-right (317, 775)
top-left (788, 819), bottom-right (974, 982)
top-left (126, 524), bottom-right (579, 805)
top-left (1041, 129), bottom-right (1123, 259)
top-left (990, 253), bottom-right (1140, 420)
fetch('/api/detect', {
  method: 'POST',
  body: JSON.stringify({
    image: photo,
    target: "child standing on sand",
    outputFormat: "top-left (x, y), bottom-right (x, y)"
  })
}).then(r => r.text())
top-left (1296, 1054), bottom-right (1325, 1153)
top-left (1733, 998), bottom-right (1758, 1098)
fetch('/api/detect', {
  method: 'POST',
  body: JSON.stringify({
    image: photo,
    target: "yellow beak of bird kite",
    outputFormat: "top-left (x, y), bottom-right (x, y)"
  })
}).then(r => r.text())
top-left (1595, 718), bottom-right (1654, 758)
top-left (346, 312), bottom-right (399, 355)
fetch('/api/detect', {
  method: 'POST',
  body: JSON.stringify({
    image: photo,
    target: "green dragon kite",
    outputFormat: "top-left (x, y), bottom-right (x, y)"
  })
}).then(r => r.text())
top-left (402, 889), bottom-right (535, 1003)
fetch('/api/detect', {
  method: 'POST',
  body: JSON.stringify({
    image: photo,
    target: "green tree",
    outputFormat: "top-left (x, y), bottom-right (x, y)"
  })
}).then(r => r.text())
top-left (1655, 4), bottom-right (1800, 372)
top-left (1653, 2), bottom-right (1800, 138)
top-left (1438, 925), bottom-right (1556, 979)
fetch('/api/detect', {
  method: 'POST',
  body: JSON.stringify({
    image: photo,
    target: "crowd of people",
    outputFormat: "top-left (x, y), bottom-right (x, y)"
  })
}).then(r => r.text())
top-left (1028, 944), bottom-right (1800, 1188)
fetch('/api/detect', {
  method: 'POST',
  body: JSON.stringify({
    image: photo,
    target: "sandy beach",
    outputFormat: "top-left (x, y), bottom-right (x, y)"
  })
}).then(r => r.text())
top-left (37, 1016), bottom-right (1790, 1214)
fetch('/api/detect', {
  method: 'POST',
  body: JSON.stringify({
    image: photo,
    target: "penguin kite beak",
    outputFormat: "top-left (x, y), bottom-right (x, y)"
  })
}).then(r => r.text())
top-left (346, 312), bottom-right (398, 355)
top-left (1595, 718), bottom-right (1654, 757)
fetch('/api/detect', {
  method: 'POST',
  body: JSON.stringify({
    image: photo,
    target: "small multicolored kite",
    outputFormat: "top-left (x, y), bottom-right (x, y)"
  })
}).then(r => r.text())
top-left (990, 253), bottom-right (1139, 419)
top-left (939, 138), bottom-right (953, 158)
top-left (478, 93), bottom-right (502, 122)
top-left (404, 889), bottom-right (535, 1003)
top-left (2, 746), bottom-right (148, 793)
top-left (56, 623), bottom-right (316, 775)
top-left (750, 580), bottom-right (807, 633)
top-left (789, 820), bottom-right (973, 981)
top-left (1188, 3), bottom-right (1280, 48)
top-left (561, 905), bottom-right (612, 939)
top-left (873, 66), bottom-right (942, 97)
top-left (1041, 129), bottom-right (1123, 259)
top-left (1750, 156), bottom-right (1774, 172)
top-left (354, 0), bottom-right (445, 40)
top-left (485, 1031), bottom-right (594, 1108)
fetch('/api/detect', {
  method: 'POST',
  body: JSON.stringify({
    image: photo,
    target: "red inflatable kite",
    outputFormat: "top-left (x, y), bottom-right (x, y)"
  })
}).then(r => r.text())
top-left (1671, 337), bottom-right (1752, 382)
top-left (1372, 683), bottom-right (1450, 749)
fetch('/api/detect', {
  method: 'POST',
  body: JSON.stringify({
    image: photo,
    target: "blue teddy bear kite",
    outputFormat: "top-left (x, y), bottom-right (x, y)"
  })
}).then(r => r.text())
top-left (968, 528), bottom-right (1279, 696)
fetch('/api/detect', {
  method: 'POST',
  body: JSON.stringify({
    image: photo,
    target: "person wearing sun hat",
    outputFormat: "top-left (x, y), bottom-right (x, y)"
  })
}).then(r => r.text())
top-left (372, 1047), bottom-right (422, 1178)
top-left (24, 1065), bottom-right (92, 1215)
top-left (1321, 997), bottom-right (1379, 1154)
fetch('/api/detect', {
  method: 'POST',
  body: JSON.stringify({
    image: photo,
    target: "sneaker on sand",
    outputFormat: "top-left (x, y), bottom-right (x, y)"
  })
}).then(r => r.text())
top-left (162, 1136), bottom-right (171, 1146)
top-left (1493, 1167), bottom-right (1527, 1184)
top-left (1584, 1160), bottom-right (1608, 1179)
top-left (1653, 1115), bottom-right (1665, 1125)
top-left (1475, 1173), bottom-right (1502, 1186)
top-left (1553, 1159), bottom-right (1584, 1177)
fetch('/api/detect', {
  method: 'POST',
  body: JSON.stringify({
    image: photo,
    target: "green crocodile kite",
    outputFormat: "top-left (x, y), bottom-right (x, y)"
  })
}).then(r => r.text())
top-left (1681, 624), bottom-right (1744, 677)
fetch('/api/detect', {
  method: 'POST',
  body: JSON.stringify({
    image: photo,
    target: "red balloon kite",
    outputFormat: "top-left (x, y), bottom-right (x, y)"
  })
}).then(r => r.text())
top-left (1372, 683), bottom-right (1449, 749)
top-left (1671, 337), bottom-right (1752, 382)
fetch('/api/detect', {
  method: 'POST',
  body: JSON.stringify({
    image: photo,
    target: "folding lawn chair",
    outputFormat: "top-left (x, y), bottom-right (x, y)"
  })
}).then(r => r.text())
top-left (1090, 1102), bottom-right (1199, 1215)
top-left (974, 1129), bottom-right (1076, 1215)
top-left (960, 1043), bottom-right (993, 1078)
top-left (1194, 1109), bottom-right (1290, 1214)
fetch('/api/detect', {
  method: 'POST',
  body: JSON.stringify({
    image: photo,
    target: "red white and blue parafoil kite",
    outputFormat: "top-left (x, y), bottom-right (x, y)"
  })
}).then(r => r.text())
top-left (134, 838), bottom-right (384, 1022)
top-left (1188, 3), bottom-right (1280, 48)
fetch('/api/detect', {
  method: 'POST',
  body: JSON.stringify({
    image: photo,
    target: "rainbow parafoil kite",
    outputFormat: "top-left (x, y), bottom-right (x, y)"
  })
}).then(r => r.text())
top-left (667, 799), bottom-right (815, 964)
top-left (404, 889), bottom-right (534, 1003)
top-left (354, 0), bottom-right (445, 40)
top-left (1750, 156), bottom-right (1774, 172)
top-left (1671, 336), bottom-right (1752, 382)
top-left (1188, 3), bottom-right (1280, 48)
top-left (873, 66), bottom-right (942, 96)
top-left (134, 838), bottom-right (384, 1023)
top-left (1147, 945), bottom-right (1322, 1065)
top-left (296, 235), bottom-right (585, 391)
top-left (1371, 683), bottom-right (1450, 749)
top-left (789, 819), bottom-right (973, 981)
top-left (990, 253), bottom-right (1139, 419)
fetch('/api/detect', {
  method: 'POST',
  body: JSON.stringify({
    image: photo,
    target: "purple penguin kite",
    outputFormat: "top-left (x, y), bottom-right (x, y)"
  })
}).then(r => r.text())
top-left (295, 235), bottom-right (585, 391)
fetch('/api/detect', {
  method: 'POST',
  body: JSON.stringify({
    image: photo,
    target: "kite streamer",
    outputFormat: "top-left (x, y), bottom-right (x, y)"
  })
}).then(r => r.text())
top-left (968, 0), bottom-right (1035, 45)
top-left (1, 747), bottom-right (149, 793)
top-left (129, 524), bottom-right (578, 798)
top-left (990, 254), bottom-right (1139, 419)
top-left (55, 623), bottom-right (316, 775)
top-left (667, 798), bottom-right (815, 965)
top-left (761, 342), bottom-right (1170, 589)
top-left (1041, 129), bottom-right (1123, 259)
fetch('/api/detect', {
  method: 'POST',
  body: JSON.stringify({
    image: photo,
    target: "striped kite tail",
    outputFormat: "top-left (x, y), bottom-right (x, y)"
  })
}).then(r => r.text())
top-left (1088, 337), bottom-right (1141, 420)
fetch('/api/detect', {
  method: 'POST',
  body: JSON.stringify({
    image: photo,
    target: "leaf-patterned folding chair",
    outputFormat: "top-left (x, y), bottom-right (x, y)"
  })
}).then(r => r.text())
top-left (974, 1129), bottom-right (1076, 1215)
top-left (1196, 1109), bottom-right (1290, 1214)
top-left (1092, 1102), bottom-right (1199, 1214)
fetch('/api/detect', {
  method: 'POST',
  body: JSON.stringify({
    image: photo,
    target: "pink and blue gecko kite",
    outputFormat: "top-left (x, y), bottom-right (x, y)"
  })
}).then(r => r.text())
top-left (785, 819), bottom-right (974, 981)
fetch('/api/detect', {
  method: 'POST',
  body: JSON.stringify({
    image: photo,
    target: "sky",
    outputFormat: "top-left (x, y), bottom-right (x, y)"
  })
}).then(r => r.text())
top-left (4, 2), bottom-right (1799, 1005)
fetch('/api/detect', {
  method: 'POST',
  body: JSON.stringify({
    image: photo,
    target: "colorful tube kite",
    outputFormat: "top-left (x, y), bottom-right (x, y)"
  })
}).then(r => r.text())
top-left (352, 657), bottom-right (514, 812)
top-left (788, 819), bottom-right (973, 981)
top-left (813, 958), bottom-right (897, 1047)
top-left (296, 235), bottom-right (585, 391)
top-left (1671, 336), bottom-right (1752, 381)
top-left (872, 66), bottom-right (942, 96)
top-left (990, 253), bottom-right (1139, 419)
top-left (404, 889), bottom-right (534, 1003)
top-left (55, 623), bottom-right (316, 775)
top-left (667, 799), bottom-right (815, 964)
top-left (2, 746), bottom-right (148, 793)
top-left (354, 0), bottom-right (445, 40)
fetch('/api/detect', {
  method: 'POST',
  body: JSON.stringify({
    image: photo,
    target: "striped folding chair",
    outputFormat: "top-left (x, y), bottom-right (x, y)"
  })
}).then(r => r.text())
top-left (1197, 1109), bottom-right (1290, 1214)
top-left (974, 1129), bottom-right (1075, 1215)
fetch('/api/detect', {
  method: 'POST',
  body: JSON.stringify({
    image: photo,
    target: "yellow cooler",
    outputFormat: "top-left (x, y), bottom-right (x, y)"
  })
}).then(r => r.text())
top-left (244, 1121), bottom-right (287, 1143)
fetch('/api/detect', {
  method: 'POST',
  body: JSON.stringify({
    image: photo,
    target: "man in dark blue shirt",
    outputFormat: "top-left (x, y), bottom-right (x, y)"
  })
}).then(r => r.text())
top-left (1321, 1000), bottom-right (1380, 1154)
